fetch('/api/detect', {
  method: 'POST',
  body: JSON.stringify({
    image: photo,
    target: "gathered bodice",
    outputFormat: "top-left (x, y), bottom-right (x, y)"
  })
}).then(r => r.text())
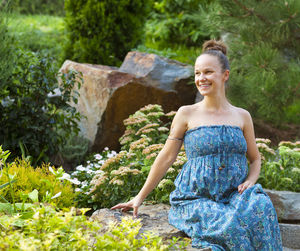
top-left (184, 125), bottom-right (247, 159)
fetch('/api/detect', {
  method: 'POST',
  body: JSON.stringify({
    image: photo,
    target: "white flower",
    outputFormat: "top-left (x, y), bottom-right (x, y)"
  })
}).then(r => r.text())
top-left (51, 192), bottom-right (61, 199)
top-left (94, 164), bottom-right (100, 168)
top-left (95, 170), bottom-right (104, 174)
top-left (76, 165), bottom-right (86, 171)
top-left (66, 178), bottom-right (81, 185)
top-left (104, 147), bottom-right (109, 151)
top-left (75, 188), bottom-right (81, 192)
top-left (58, 173), bottom-right (71, 180)
top-left (49, 166), bottom-right (56, 175)
top-left (94, 154), bottom-right (102, 160)
top-left (81, 181), bottom-right (88, 188)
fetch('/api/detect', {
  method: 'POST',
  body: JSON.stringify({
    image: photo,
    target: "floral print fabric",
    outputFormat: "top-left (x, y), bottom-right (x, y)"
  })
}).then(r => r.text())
top-left (168, 125), bottom-right (282, 251)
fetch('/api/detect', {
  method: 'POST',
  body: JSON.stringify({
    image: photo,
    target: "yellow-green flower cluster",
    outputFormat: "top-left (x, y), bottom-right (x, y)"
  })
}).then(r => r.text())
top-left (136, 123), bottom-right (160, 135)
top-left (129, 137), bottom-right (151, 151)
top-left (279, 140), bottom-right (300, 148)
top-left (123, 116), bottom-right (149, 126)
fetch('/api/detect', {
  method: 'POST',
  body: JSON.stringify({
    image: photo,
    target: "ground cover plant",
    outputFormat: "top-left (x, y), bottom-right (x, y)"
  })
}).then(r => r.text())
top-left (0, 146), bottom-right (76, 210)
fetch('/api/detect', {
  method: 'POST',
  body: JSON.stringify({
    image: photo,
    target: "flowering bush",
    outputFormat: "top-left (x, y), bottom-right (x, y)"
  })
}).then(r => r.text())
top-left (72, 105), bottom-right (186, 209)
top-left (256, 138), bottom-right (300, 192)
top-left (70, 148), bottom-right (117, 209)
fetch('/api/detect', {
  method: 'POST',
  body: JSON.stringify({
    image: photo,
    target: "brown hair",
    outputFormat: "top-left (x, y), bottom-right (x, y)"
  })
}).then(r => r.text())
top-left (201, 39), bottom-right (230, 72)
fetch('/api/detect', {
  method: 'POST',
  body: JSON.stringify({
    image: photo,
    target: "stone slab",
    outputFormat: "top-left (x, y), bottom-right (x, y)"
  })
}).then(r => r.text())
top-left (265, 189), bottom-right (300, 221)
top-left (280, 223), bottom-right (300, 249)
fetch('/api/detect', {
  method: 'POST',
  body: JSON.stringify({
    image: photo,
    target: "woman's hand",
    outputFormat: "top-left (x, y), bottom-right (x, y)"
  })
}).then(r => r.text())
top-left (110, 196), bottom-right (143, 218)
top-left (238, 180), bottom-right (255, 194)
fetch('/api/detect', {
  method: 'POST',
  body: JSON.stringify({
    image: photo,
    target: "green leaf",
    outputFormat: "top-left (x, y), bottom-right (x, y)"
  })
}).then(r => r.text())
top-left (0, 179), bottom-right (17, 190)
top-left (0, 203), bottom-right (14, 214)
top-left (28, 189), bottom-right (39, 203)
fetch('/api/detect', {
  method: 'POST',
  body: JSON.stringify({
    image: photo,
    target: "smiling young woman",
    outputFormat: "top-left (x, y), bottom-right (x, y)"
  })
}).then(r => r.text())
top-left (111, 40), bottom-right (283, 250)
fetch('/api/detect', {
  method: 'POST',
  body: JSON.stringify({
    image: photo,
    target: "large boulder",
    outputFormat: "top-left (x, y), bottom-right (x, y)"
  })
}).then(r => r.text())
top-left (60, 52), bottom-right (197, 152)
top-left (92, 80), bottom-right (183, 151)
top-left (120, 51), bottom-right (197, 106)
top-left (59, 60), bottom-right (136, 146)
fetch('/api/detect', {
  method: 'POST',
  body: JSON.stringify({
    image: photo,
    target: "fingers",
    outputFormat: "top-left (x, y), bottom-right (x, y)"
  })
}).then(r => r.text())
top-left (133, 206), bottom-right (138, 218)
top-left (238, 181), bottom-right (254, 194)
top-left (111, 202), bottom-right (138, 217)
top-left (110, 203), bottom-right (125, 210)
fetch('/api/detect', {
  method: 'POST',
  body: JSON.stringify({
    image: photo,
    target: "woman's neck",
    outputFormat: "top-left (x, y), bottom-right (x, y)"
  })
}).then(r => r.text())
top-left (201, 95), bottom-right (230, 113)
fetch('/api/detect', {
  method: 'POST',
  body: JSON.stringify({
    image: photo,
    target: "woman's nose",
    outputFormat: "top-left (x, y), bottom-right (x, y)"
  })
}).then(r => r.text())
top-left (199, 73), bottom-right (207, 81)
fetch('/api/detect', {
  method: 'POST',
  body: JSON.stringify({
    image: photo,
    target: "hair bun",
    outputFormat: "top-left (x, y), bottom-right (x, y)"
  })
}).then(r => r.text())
top-left (202, 40), bottom-right (227, 55)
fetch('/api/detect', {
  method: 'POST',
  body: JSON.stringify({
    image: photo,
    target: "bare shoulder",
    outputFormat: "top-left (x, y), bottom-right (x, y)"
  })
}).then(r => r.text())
top-left (169, 105), bottom-right (196, 138)
top-left (231, 106), bottom-right (253, 129)
top-left (177, 104), bottom-right (198, 116)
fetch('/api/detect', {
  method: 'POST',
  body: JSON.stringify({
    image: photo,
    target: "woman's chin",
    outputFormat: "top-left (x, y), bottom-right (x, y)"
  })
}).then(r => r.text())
top-left (198, 89), bottom-right (212, 96)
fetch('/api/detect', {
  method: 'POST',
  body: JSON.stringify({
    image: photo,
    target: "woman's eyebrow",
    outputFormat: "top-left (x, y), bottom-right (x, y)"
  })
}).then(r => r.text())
top-left (195, 67), bottom-right (213, 72)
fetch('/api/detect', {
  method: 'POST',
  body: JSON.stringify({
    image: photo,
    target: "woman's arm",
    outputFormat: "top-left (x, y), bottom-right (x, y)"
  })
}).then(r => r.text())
top-left (111, 106), bottom-right (188, 216)
top-left (238, 109), bottom-right (261, 194)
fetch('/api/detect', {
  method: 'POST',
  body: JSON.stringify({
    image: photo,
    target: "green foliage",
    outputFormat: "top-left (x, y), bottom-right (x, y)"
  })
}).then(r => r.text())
top-left (136, 43), bottom-right (202, 65)
top-left (7, 14), bottom-right (66, 68)
top-left (0, 4), bottom-right (15, 88)
top-left (0, 205), bottom-right (189, 250)
top-left (205, 0), bottom-right (300, 126)
top-left (0, 48), bottom-right (82, 164)
top-left (59, 132), bottom-right (90, 167)
top-left (9, 0), bottom-right (65, 16)
top-left (64, 0), bottom-right (152, 66)
top-left (256, 138), bottom-right (300, 192)
top-left (0, 158), bottom-right (75, 209)
top-left (72, 105), bottom-right (186, 210)
top-left (146, 0), bottom-right (217, 48)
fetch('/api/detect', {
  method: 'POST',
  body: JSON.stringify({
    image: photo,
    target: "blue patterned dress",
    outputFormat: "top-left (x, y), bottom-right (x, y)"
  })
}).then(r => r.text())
top-left (168, 125), bottom-right (282, 251)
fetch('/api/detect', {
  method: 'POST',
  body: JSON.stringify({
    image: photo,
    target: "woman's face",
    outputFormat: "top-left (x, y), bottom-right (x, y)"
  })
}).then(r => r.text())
top-left (194, 54), bottom-right (229, 96)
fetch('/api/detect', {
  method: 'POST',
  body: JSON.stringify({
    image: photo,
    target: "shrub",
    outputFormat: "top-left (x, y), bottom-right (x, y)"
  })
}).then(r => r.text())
top-left (0, 205), bottom-right (189, 250)
top-left (8, 0), bottom-right (65, 16)
top-left (145, 0), bottom-right (217, 48)
top-left (203, 0), bottom-right (300, 126)
top-left (0, 158), bottom-right (76, 208)
top-left (72, 105), bottom-right (186, 210)
top-left (0, 48), bottom-right (82, 164)
top-left (64, 0), bottom-right (151, 66)
top-left (256, 138), bottom-right (300, 192)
